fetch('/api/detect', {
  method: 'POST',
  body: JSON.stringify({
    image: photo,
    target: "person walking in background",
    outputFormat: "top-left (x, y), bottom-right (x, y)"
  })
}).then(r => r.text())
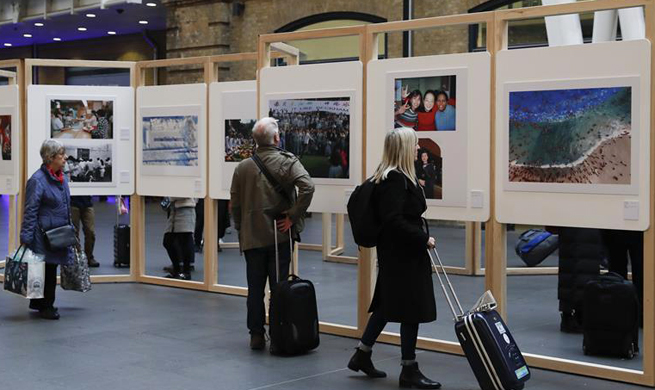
top-left (70, 196), bottom-right (100, 267)
top-left (347, 127), bottom-right (441, 389)
top-left (162, 197), bottom-right (197, 280)
top-left (231, 117), bottom-right (315, 351)
top-left (20, 139), bottom-right (75, 320)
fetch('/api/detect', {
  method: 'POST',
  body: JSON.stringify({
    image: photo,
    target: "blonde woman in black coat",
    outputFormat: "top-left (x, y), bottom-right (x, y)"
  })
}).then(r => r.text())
top-left (348, 127), bottom-right (440, 389)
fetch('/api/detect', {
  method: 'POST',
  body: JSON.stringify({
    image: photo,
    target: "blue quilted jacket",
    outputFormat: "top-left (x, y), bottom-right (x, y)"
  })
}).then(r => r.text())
top-left (20, 165), bottom-right (74, 265)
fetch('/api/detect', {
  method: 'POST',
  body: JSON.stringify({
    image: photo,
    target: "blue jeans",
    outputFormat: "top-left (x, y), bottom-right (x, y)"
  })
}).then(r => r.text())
top-left (244, 242), bottom-right (291, 334)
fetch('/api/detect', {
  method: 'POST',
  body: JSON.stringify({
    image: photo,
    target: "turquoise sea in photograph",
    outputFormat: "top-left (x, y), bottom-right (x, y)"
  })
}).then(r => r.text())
top-left (509, 86), bottom-right (631, 185)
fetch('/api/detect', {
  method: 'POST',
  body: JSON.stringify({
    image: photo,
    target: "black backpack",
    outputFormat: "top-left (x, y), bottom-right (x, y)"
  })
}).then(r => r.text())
top-left (347, 178), bottom-right (380, 248)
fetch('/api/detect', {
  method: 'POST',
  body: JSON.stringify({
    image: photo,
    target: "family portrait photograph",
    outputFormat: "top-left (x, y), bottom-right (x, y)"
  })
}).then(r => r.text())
top-left (509, 86), bottom-right (632, 186)
top-left (63, 143), bottom-right (113, 183)
top-left (269, 97), bottom-right (351, 179)
top-left (394, 75), bottom-right (457, 132)
top-left (0, 114), bottom-right (11, 161)
top-left (50, 99), bottom-right (113, 140)
top-left (142, 114), bottom-right (199, 168)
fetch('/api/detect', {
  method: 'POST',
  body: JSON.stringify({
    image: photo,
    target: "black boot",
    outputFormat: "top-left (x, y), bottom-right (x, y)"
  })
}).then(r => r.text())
top-left (347, 348), bottom-right (387, 378)
top-left (399, 362), bottom-right (441, 389)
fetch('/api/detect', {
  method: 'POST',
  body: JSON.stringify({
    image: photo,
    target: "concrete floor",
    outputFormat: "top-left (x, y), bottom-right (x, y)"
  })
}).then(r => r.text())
top-left (0, 283), bottom-right (647, 390)
top-left (0, 195), bottom-right (645, 383)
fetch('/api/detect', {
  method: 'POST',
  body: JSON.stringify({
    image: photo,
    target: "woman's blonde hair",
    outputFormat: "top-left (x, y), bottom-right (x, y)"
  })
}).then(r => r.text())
top-left (371, 127), bottom-right (417, 185)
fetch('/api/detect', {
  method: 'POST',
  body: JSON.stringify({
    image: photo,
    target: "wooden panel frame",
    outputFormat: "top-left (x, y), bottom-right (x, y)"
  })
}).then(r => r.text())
top-left (23, 58), bottom-right (137, 284)
top-left (0, 59), bottom-right (23, 271)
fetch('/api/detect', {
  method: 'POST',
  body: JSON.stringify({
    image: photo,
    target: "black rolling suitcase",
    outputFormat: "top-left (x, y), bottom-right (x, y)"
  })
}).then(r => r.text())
top-left (582, 272), bottom-right (639, 359)
top-left (113, 224), bottom-right (130, 268)
top-left (428, 248), bottom-right (531, 390)
top-left (269, 222), bottom-right (320, 355)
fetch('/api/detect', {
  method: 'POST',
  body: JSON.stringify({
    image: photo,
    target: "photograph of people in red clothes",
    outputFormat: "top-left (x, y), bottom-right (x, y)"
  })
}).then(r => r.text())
top-left (394, 75), bottom-right (457, 132)
top-left (0, 114), bottom-right (11, 161)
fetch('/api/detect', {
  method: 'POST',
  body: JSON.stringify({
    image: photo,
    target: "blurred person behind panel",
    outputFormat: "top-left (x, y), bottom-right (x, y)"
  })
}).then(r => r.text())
top-left (347, 127), bottom-right (441, 389)
top-left (70, 196), bottom-right (99, 267)
top-left (20, 139), bottom-right (75, 320)
top-left (230, 117), bottom-right (315, 351)
top-left (163, 197), bottom-right (197, 280)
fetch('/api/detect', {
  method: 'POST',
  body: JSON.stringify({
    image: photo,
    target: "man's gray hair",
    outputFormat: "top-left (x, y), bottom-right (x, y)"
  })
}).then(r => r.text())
top-left (252, 117), bottom-right (279, 147)
top-left (40, 139), bottom-right (65, 166)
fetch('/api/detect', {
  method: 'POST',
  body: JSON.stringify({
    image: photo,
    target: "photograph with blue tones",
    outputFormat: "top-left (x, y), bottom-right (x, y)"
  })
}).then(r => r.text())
top-left (394, 75), bottom-right (456, 131)
top-left (142, 115), bottom-right (199, 167)
top-left (509, 86), bottom-right (632, 185)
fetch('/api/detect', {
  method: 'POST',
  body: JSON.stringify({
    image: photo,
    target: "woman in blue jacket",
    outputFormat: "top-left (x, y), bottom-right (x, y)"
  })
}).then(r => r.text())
top-left (20, 139), bottom-right (74, 320)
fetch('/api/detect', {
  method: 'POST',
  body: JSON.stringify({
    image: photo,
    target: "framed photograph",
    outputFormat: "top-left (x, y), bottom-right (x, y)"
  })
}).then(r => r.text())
top-left (0, 114), bottom-right (11, 161)
top-left (63, 141), bottom-right (114, 187)
top-left (225, 118), bottom-right (256, 162)
top-left (504, 77), bottom-right (640, 195)
top-left (140, 105), bottom-right (201, 177)
top-left (49, 98), bottom-right (114, 140)
top-left (393, 75), bottom-right (457, 132)
top-left (268, 96), bottom-right (351, 181)
top-left (417, 138), bottom-right (443, 200)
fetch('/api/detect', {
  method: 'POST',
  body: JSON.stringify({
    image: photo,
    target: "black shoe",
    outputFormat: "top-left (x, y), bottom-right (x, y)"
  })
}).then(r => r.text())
top-left (39, 307), bottom-right (60, 320)
top-left (29, 301), bottom-right (43, 311)
top-left (163, 265), bottom-right (174, 273)
top-left (560, 311), bottom-right (583, 333)
top-left (178, 273), bottom-right (191, 281)
top-left (87, 258), bottom-right (100, 268)
top-left (348, 348), bottom-right (387, 378)
top-left (399, 362), bottom-right (441, 389)
top-left (164, 272), bottom-right (180, 279)
top-left (250, 332), bottom-right (266, 350)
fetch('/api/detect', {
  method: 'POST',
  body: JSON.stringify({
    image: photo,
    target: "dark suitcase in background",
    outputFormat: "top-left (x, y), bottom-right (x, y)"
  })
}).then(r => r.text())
top-left (113, 224), bottom-right (130, 268)
top-left (515, 229), bottom-right (559, 267)
top-left (428, 248), bottom-right (531, 390)
top-left (269, 222), bottom-right (319, 356)
top-left (583, 272), bottom-right (639, 359)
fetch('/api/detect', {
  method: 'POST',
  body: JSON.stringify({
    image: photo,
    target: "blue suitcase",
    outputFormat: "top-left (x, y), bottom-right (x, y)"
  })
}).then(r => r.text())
top-left (428, 249), bottom-right (531, 390)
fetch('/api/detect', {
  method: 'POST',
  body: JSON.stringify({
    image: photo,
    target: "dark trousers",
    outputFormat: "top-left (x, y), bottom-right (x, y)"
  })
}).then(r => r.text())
top-left (603, 229), bottom-right (644, 305)
top-left (244, 242), bottom-right (291, 335)
top-left (361, 309), bottom-right (419, 361)
top-left (30, 263), bottom-right (58, 310)
top-left (194, 199), bottom-right (204, 247)
top-left (163, 232), bottom-right (195, 274)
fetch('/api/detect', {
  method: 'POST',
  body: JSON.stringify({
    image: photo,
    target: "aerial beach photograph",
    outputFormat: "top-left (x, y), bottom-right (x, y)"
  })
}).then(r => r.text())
top-left (508, 86), bottom-right (632, 186)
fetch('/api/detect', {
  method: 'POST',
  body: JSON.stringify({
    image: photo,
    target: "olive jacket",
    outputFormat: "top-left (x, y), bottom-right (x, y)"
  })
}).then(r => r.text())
top-left (230, 146), bottom-right (315, 252)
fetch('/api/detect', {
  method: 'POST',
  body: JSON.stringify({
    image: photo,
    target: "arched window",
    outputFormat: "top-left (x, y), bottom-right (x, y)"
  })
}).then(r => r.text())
top-left (275, 12), bottom-right (387, 64)
top-left (468, 0), bottom-right (596, 51)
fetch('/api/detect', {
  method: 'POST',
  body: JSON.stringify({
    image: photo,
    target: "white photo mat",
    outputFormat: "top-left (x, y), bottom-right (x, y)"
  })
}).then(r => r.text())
top-left (0, 84), bottom-right (19, 195)
top-left (502, 76), bottom-right (640, 196)
top-left (136, 83), bottom-right (207, 198)
top-left (27, 85), bottom-right (135, 196)
top-left (367, 53), bottom-right (491, 222)
top-left (495, 40), bottom-right (651, 231)
top-left (259, 62), bottom-right (363, 214)
top-left (208, 81), bottom-right (256, 200)
top-left (385, 68), bottom-right (468, 208)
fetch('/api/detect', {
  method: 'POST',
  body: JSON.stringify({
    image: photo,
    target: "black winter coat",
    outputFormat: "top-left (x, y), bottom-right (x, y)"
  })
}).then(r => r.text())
top-left (369, 170), bottom-right (437, 324)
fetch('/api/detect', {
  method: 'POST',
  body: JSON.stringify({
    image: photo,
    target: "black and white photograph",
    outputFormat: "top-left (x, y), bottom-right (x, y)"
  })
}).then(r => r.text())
top-left (268, 97), bottom-right (350, 179)
top-left (63, 143), bottom-right (113, 183)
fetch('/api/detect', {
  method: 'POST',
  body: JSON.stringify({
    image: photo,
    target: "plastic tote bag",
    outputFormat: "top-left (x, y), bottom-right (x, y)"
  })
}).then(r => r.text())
top-left (60, 246), bottom-right (92, 292)
top-left (3, 245), bottom-right (45, 299)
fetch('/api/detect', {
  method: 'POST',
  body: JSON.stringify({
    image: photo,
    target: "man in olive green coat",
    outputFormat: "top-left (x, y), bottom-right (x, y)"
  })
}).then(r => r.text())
top-left (230, 117), bottom-right (315, 350)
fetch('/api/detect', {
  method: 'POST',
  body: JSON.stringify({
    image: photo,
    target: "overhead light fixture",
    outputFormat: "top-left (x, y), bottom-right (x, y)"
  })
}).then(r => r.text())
top-left (53, 37), bottom-right (61, 41)
top-left (138, 20), bottom-right (148, 25)
top-left (23, 34), bottom-right (32, 38)
top-left (34, 22), bottom-right (44, 27)
top-left (108, 31), bottom-right (117, 35)
top-left (78, 27), bottom-right (87, 31)
top-left (146, 2), bottom-right (157, 6)
top-left (3, 43), bottom-right (12, 47)
top-left (86, 13), bottom-right (96, 18)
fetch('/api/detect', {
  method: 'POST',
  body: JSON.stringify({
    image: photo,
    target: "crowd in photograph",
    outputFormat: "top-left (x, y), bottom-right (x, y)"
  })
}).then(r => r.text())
top-left (395, 86), bottom-right (456, 131)
top-left (270, 109), bottom-right (350, 178)
top-left (64, 156), bottom-right (112, 183)
top-left (50, 101), bottom-right (113, 139)
top-left (225, 120), bottom-right (256, 162)
top-left (0, 115), bottom-right (10, 161)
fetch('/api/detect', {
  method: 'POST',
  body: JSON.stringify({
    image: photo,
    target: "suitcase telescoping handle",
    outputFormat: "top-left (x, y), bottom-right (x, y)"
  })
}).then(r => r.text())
top-left (273, 219), bottom-right (294, 284)
top-left (427, 247), bottom-right (465, 322)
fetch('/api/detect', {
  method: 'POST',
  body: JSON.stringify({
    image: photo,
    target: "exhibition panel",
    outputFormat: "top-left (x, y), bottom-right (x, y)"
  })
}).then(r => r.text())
top-left (0, 85), bottom-right (19, 195)
top-left (259, 61), bottom-right (364, 214)
top-left (27, 85), bottom-right (135, 196)
top-left (136, 83), bottom-right (207, 199)
top-left (496, 40), bottom-right (651, 231)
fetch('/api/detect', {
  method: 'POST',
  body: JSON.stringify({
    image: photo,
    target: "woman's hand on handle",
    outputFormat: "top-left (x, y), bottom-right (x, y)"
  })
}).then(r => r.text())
top-left (427, 237), bottom-right (436, 249)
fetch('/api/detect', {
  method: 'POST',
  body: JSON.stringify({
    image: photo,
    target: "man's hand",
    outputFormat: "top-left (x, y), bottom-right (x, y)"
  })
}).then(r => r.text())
top-left (277, 215), bottom-right (293, 233)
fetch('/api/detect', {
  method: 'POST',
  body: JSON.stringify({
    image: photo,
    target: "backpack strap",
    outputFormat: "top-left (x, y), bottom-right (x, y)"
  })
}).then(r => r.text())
top-left (251, 153), bottom-right (293, 206)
